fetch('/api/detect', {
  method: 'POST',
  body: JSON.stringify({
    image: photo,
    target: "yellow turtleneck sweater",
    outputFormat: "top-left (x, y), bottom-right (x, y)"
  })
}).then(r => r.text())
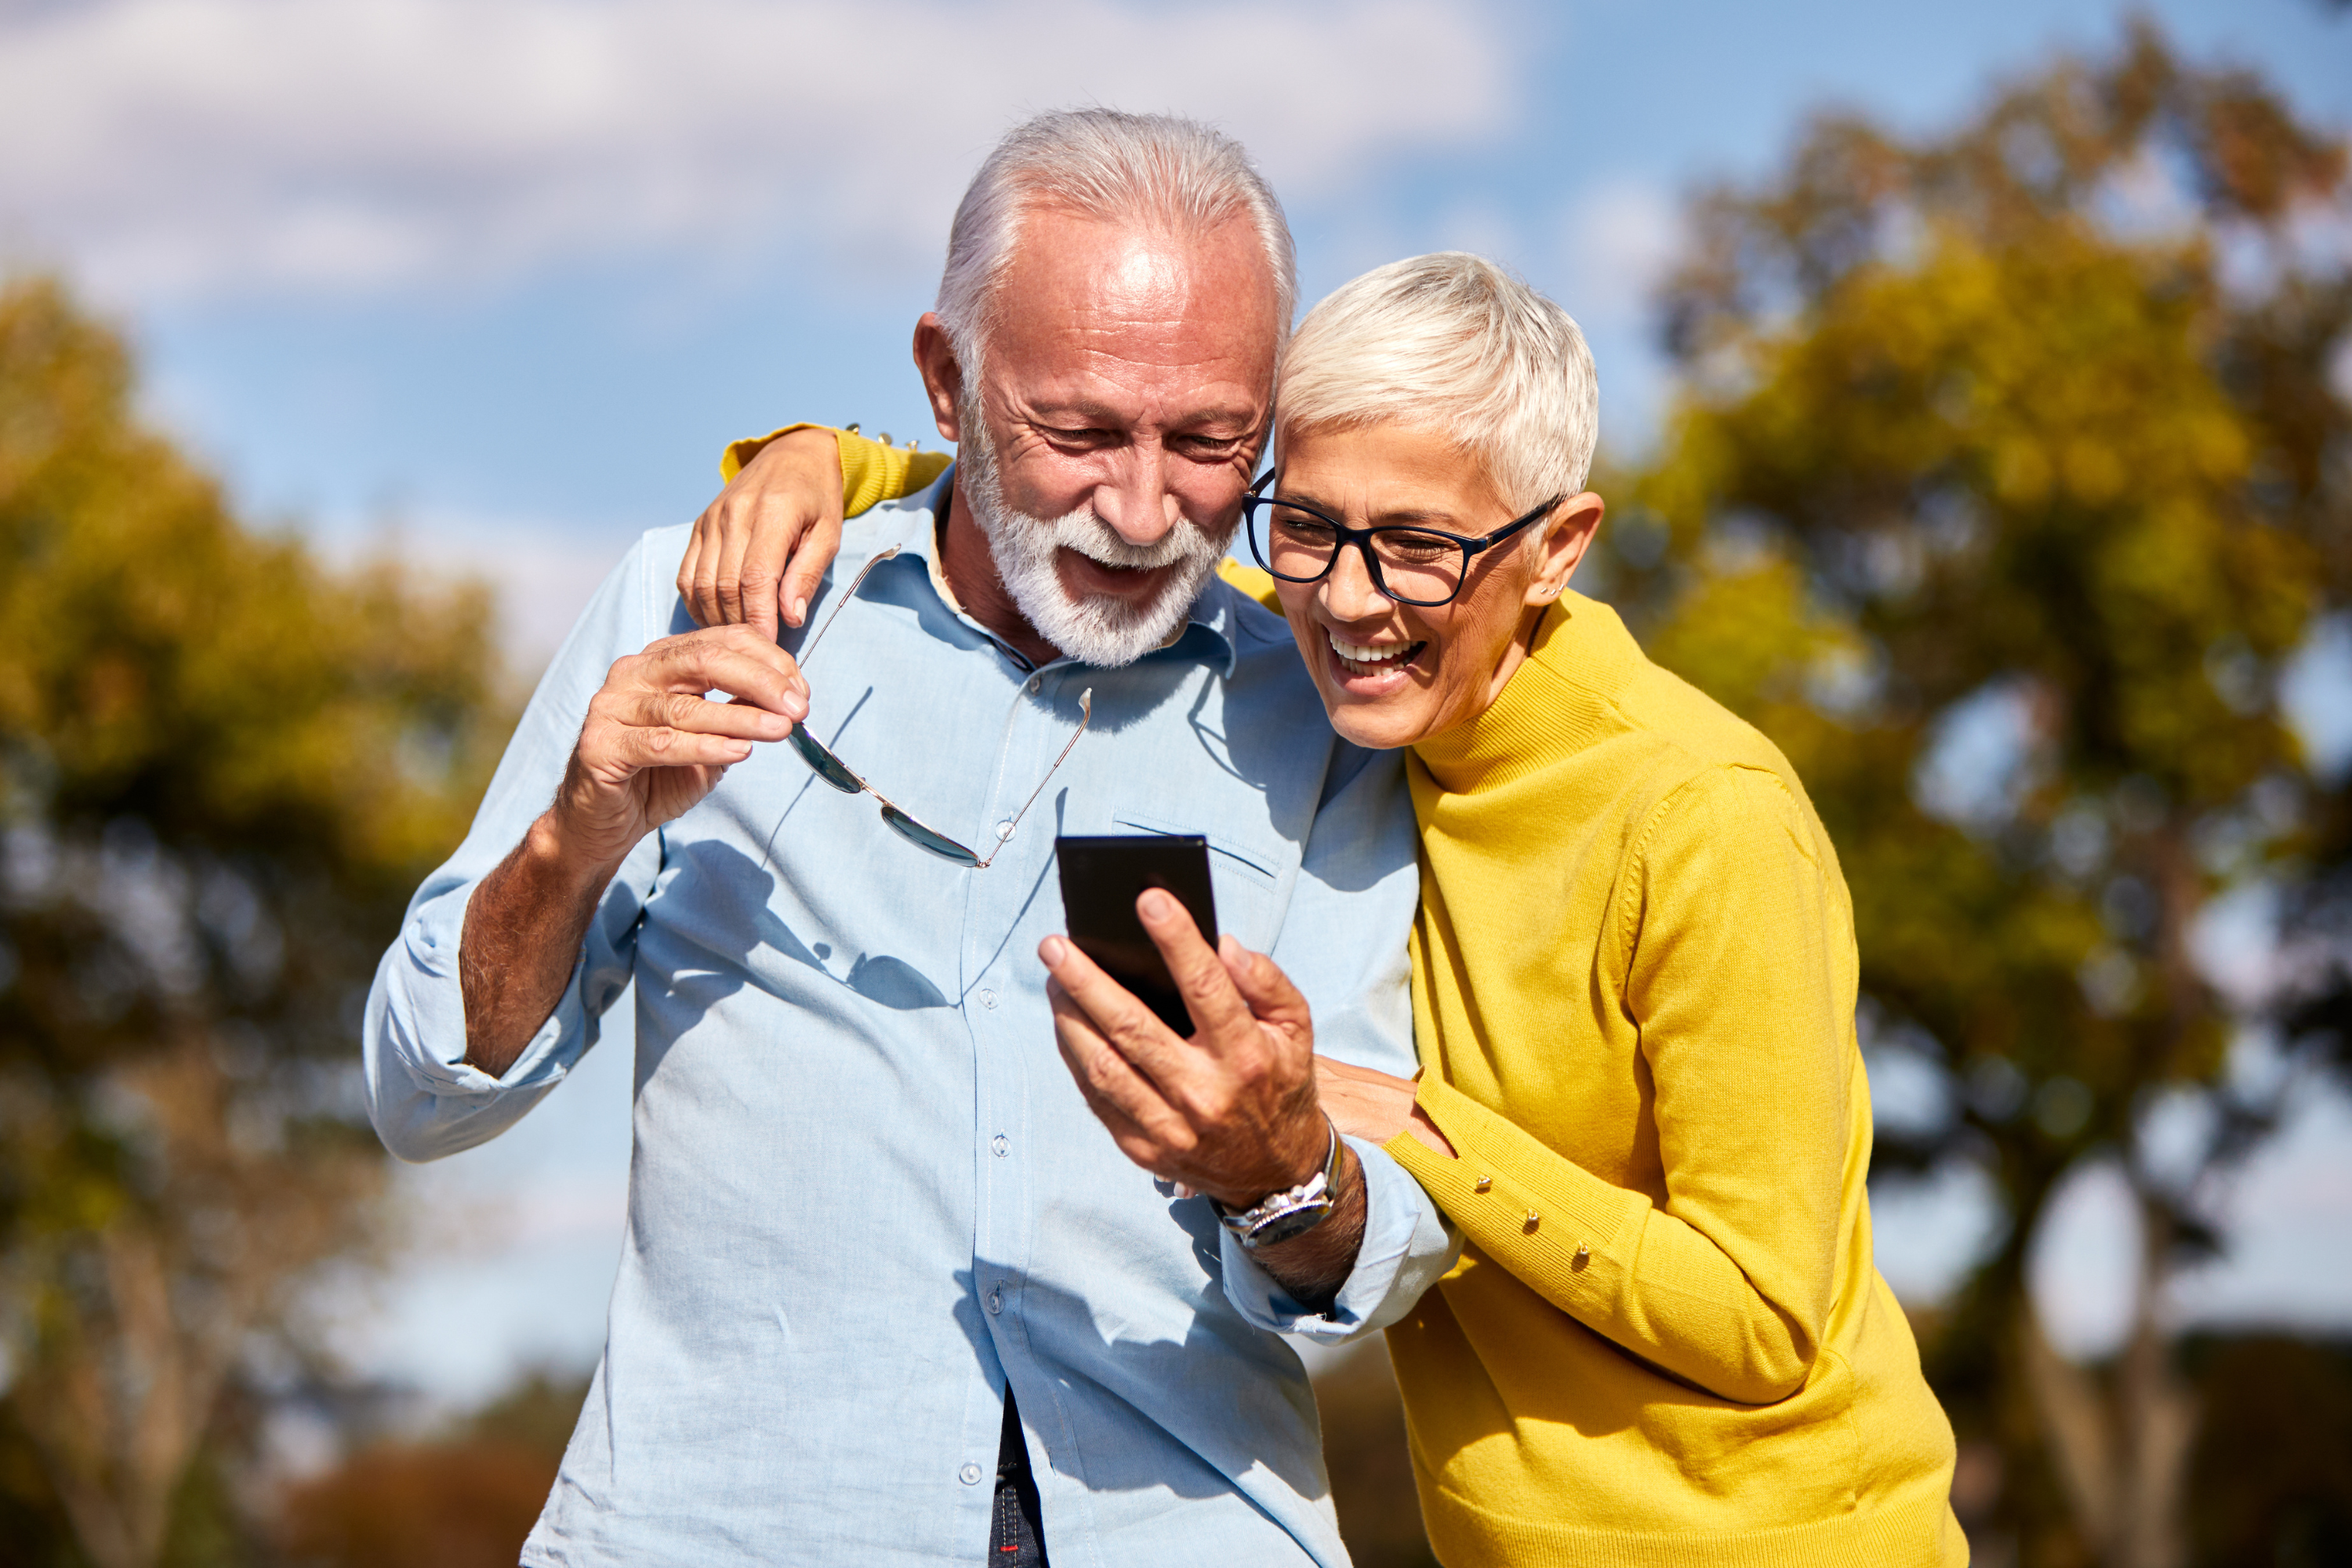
top-left (746, 427), bottom-right (1964, 1566)
top-left (1376, 590), bottom-right (1963, 1568)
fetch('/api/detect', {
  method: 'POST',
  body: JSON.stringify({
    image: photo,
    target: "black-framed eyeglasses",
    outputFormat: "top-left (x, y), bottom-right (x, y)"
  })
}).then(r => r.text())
top-left (786, 545), bottom-right (1090, 869)
top-left (1239, 470), bottom-right (1563, 608)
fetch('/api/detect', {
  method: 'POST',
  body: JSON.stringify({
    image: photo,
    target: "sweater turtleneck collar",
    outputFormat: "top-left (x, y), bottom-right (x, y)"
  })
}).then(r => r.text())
top-left (1407, 590), bottom-right (1641, 797)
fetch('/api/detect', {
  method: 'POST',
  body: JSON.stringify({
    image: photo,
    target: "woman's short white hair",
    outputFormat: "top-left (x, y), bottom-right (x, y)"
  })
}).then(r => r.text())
top-left (935, 109), bottom-right (1297, 382)
top-left (1276, 252), bottom-right (1599, 511)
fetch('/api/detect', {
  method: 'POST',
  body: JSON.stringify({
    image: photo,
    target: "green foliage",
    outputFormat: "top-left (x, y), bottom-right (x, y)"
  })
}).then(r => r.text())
top-left (0, 274), bottom-right (508, 1568)
top-left (1610, 20), bottom-right (2349, 1565)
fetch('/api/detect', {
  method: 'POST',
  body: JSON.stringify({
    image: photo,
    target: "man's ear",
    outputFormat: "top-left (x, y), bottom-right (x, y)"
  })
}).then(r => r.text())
top-left (1526, 492), bottom-right (1606, 606)
top-left (913, 314), bottom-right (966, 445)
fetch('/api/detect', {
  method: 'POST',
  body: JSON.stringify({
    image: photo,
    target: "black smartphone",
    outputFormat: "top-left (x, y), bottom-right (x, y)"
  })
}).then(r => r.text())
top-left (1054, 834), bottom-right (1221, 1035)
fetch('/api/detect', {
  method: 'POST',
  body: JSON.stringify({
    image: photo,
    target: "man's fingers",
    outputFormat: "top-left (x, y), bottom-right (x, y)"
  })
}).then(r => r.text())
top-left (1136, 891), bottom-right (1254, 1044)
top-left (611, 691), bottom-right (793, 743)
top-left (1038, 934), bottom-right (1196, 1087)
top-left (632, 630), bottom-right (811, 720)
top-left (777, 511), bottom-right (842, 630)
top-left (1048, 977), bottom-right (1192, 1156)
top-left (1217, 936), bottom-right (1314, 1039)
top-left (597, 723), bottom-right (754, 772)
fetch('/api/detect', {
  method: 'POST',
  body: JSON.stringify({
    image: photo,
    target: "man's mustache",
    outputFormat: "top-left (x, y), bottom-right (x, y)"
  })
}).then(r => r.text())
top-left (1049, 510), bottom-right (1214, 572)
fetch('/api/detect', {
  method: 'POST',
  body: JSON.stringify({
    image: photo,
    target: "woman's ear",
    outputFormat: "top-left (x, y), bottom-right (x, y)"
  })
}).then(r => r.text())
top-left (1525, 492), bottom-right (1606, 605)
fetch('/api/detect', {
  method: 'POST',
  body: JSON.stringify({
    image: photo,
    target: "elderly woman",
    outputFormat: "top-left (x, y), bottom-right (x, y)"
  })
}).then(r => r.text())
top-left (694, 255), bottom-right (1964, 1566)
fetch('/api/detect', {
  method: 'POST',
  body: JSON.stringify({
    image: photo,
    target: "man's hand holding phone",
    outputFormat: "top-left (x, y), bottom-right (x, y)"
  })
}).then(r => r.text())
top-left (1040, 886), bottom-right (1370, 1306)
top-left (1041, 889), bottom-right (1330, 1207)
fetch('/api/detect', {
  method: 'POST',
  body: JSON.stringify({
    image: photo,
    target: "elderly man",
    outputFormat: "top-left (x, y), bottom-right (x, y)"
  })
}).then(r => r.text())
top-left (364, 110), bottom-right (1453, 1566)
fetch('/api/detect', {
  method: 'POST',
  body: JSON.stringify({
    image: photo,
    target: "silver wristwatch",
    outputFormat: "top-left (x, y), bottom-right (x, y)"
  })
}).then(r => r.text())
top-left (1211, 1120), bottom-right (1345, 1251)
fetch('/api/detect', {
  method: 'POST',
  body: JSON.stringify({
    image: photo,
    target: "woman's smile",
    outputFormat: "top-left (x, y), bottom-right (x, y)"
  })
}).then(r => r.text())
top-left (1323, 626), bottom-right (1429, 689)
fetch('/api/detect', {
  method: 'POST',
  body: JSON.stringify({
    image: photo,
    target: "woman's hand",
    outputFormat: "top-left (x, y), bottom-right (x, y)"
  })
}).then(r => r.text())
top-left (1317, 1056), bottom-right (1457, 1158)
top-left (677, 427), bottom-right (847, 638)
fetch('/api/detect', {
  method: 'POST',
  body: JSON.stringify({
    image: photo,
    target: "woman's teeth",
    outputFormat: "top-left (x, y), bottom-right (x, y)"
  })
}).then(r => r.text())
top-left (1329, 630), bottom-right (1420, 671)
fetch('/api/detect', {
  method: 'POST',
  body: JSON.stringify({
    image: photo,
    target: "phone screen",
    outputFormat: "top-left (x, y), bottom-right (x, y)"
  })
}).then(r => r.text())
top-left (1054, 834), bottom-right (1220, 1035)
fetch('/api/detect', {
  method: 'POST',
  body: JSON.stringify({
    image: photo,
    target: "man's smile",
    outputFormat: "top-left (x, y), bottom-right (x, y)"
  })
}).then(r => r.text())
top-left (1057, 547), bottom-right (1177, 602)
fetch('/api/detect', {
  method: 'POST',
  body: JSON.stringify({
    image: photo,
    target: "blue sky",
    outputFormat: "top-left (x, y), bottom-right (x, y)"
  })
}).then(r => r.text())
top-left (5, 0), bottom-right (2348, 1410)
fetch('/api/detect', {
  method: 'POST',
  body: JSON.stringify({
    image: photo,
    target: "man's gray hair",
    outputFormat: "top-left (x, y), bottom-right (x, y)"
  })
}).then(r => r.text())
top-left (1276, 253), bottom-right (1599, 510)
top-left (935, 109), bottom-right (1298, 383)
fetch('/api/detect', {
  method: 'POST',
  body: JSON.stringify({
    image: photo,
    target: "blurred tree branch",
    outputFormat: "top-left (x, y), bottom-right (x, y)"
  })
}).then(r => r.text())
top-left (0, 275), bottom-right (508, 1567)
top-left (1603, 17), bottom-right (2348, 1566)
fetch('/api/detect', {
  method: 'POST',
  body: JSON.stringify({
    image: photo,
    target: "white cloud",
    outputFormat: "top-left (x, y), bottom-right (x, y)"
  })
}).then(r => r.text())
top-left (1554, 178), bottom-right (1685, 326)
top-left (0, 0), bottom-right (1518, 303)
top-left (318, 506), bottom-right (643, 674)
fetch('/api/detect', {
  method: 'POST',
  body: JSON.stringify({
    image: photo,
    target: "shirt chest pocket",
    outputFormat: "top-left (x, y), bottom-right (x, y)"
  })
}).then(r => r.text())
top-left (1109, 808), bottom-right (1289, 954)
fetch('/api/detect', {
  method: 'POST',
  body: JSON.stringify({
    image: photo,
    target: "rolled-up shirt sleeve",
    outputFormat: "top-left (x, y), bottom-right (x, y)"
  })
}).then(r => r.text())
top-left (1217, 1136), bottom-right (1461, 1341)
top-left (1221, 737), bottom-right (1461, 1341)
top-left (362, 537), bottom-right (664, 1163)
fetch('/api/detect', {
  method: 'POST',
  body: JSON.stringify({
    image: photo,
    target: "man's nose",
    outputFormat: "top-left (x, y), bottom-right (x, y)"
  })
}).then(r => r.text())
top-left (1317, 539), bottom-right (1390, 622)
top-left (1090, 444), bottom-right (1181, 545)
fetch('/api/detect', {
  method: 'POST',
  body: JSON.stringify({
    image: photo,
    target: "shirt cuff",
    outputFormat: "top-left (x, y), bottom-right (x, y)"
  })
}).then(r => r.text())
top-left (1217, 1136), bottom-right (1462, 1342)
top-left (361, 880), bottom-right (590, 1162)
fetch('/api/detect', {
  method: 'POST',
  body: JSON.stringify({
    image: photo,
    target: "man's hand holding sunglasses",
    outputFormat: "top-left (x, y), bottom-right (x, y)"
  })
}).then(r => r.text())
top-left (459, 625), bottom-right (810, 1076)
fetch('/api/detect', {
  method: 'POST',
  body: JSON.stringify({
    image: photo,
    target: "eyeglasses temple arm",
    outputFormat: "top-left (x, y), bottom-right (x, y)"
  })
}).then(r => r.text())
top-left (797, 543), bottom-right (901, 664)
top-left (972, 688), bottom-right (1092, 870)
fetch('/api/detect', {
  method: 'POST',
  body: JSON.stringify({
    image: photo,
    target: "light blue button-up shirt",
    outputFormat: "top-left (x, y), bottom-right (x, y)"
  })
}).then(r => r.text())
top-left (364, 473), bottom-right (1457, 1567)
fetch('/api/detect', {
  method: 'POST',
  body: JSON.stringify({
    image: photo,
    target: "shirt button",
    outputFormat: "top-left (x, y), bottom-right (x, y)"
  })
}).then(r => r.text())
top-left (1028, 675), bottom-right (1043, 694)
top-left (995, 820), bottom-right (1016, 842)
top-left (986, 1289), bottom-right (1004, 1315)
top-left (978, 989), bottom-right (998, 1011)
top-left (992, 1134), bottom-right (1010, 1157)
top-left (959, 1462), bottom-right (983, 1486)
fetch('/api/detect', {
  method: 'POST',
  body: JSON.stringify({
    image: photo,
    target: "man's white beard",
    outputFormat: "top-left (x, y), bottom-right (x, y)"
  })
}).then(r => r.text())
top-left (958, 405), bottom-right (1225, 669)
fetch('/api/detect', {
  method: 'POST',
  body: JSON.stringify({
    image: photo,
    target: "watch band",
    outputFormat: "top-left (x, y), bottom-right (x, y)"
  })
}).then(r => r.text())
top-left (1211, 1120), bottom-right (1345, 1251)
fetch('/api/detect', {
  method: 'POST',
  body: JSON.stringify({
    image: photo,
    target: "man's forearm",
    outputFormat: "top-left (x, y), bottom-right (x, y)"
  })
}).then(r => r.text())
top-left (1248, 1145), bottom-right (1368, 1312)
top-left (459, 813), bottom-right (624, 1076)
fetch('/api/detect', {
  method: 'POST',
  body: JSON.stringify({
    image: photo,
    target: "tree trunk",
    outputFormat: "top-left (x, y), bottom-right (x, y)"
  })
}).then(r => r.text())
top-left (2018, 1185), bottom-right (2197, 1568)
top-left (2112, 1190), bottom-right (2196, 1568)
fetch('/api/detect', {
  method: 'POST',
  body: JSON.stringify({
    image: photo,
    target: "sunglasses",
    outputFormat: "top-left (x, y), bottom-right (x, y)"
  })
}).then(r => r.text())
top-left (786, 545), bottom-right (1090, 869)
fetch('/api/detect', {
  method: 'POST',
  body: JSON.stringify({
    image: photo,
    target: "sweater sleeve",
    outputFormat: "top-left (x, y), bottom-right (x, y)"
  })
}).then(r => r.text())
top-left (1385, 764), bottom-right (1849, 1406)
top-left (719, 424), bottom-right (953, 514)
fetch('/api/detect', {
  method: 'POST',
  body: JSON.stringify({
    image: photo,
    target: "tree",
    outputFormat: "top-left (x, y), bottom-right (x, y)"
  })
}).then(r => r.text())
top-left (1601, 21), bottom-right (2349, 1567)
top-left (0, 276), bottom-right (505, 1568)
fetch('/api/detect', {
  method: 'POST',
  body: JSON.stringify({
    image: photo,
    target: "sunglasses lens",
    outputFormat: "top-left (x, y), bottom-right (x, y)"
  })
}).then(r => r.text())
top-left (880, 806), bottom-right (981, 866)
top-left (789, 723), bottom-right (863, 793)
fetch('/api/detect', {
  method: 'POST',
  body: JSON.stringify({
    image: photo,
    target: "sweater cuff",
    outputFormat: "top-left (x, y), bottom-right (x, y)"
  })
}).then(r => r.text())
top-left (1387, 1076), bottom-right (1647, 1319)
top-left (719, 422), bottom-right (823, 482)
top-left (719, 424), bottom-right (955, 518)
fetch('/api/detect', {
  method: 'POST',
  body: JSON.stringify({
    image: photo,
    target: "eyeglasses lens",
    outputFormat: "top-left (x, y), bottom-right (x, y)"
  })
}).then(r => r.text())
top-left (1258, 504), bottom-right (1466, 605)
top-left (789, 723), bottom-right (864, 793)
top-left (881, 806), bottom-right (981, 866)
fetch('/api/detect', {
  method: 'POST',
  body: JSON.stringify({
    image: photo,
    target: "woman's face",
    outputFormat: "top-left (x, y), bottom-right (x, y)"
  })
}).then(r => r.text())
top-left (1270, 421), bottom-right (1602, 751)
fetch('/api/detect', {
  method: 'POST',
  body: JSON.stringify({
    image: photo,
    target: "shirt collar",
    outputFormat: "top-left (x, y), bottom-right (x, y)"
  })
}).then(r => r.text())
top-left (886, 463), bottom-right (1238, 679)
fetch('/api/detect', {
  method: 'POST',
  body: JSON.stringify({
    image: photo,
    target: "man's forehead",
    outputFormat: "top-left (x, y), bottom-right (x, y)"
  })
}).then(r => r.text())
top-left (1011, 375), bottom-right (1265, 433)
top-left (989, 209), bottom-right (1280, 368)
